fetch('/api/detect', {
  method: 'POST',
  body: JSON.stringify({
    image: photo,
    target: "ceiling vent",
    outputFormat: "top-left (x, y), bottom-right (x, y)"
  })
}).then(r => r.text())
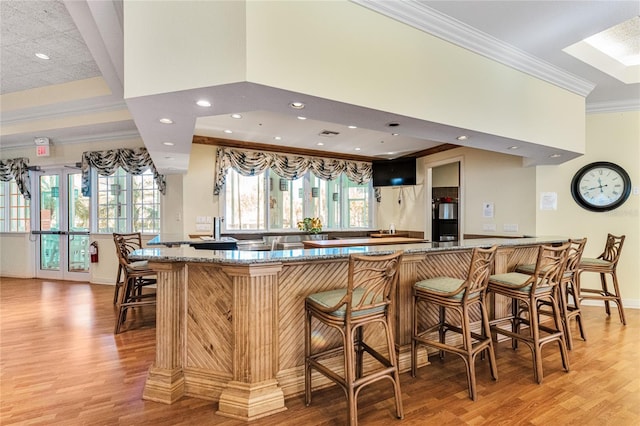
top-left (319, 130), bottom-right (340, 137)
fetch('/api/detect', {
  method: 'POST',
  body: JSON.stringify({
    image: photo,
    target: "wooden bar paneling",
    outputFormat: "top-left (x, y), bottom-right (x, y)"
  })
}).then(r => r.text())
top-left (142, 241), bottom-right (560, 420)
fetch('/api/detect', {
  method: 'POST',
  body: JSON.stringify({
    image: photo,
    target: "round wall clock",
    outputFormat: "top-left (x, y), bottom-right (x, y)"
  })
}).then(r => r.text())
top-left (570, 162), bottom-right (631, 212)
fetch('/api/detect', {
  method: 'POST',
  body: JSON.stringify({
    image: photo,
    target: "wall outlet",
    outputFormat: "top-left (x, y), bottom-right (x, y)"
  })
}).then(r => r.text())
top-left (483, 223), bottom-right (496, 231)
top-left (503, 224), bottom-right (519, 232)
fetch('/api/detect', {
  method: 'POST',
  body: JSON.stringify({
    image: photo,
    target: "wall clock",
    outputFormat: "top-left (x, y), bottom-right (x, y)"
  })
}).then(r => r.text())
top-left (570, 162), bottom-right (631, 212)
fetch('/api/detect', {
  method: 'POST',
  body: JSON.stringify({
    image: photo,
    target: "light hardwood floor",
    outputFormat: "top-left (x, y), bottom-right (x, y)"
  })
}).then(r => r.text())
top-left (1, 277), bottom-right (639, 425)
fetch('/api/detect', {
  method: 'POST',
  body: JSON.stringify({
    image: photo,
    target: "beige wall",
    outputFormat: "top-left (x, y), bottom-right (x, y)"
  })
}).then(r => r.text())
top-left (124, 0), bottom-right (247, 98)
top-left (245, 0), bottom-right (585, 155)
top-left (432, 162), bottom-right (459, 188)
top-left (536, 111), bottom-right (639, 308)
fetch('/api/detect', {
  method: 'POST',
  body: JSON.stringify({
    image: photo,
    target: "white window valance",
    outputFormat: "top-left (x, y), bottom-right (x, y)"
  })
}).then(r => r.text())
top-left (81, 147), bottom-right (166, 196)
top-left (213, 147), bottom-right (381, 201)
top-left (0, 157), bottom-right (31, 200)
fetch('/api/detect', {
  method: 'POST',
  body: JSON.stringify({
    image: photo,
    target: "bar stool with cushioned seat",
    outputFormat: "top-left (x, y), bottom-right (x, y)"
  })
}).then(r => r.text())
top-left (113, 234), bottom-right (157, 334)
top-left (515, 238), bottom-right (587, 349)
top-left (411, 245), bottom-right (498, 401)
top-left (305, 251), bottom-right (404, 426)
top-left (112, 232), bottom-right (155, 304)
top-left (577, 234), bottom-right (626, 325)
top-left (488, 243), bottom-right (570, 384)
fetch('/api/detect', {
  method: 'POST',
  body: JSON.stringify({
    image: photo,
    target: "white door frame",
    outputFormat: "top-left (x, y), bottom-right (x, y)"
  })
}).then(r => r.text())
top-left (32, 167), bottom-right (90, 281)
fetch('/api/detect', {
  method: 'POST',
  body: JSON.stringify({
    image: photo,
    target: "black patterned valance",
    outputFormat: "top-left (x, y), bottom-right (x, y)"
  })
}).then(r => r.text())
top-left (81, 147), bottom-right (166, 196)
top-left (0, 157), bottom-right (31, 200)
top-left (213, 147), bottom-right (381, 201)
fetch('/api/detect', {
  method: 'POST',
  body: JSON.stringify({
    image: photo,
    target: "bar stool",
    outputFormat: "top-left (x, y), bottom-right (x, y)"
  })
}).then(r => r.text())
top-left (577, 234), bottom-right (626, 325)
top-left (515, 238), bottom-right (587, 349)
top-left (488, 243), bottom-right (570, 384)
top-left (305, 251), bottom-right (404, 426)
top-left (411, 245), bottom-right (498, 401)
top-left (113, 234), bottom-right (157, 334)
top-left (112, 232), bottom-right (154, 304)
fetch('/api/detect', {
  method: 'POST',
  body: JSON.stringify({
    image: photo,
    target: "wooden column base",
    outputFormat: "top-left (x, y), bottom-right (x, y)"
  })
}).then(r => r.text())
top-left (142, 366), bottom-right (185, 404)
top-left (216, 379), bottom-right (287, 421)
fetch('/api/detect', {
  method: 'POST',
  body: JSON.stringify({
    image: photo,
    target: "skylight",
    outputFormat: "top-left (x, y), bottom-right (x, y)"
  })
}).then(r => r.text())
top-left (563, 16), bottom-right (640, 84)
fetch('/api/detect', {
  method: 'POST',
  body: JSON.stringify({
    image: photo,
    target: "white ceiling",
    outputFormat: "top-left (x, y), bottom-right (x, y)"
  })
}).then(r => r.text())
top-left (1, 0), bottom-right (638, 172)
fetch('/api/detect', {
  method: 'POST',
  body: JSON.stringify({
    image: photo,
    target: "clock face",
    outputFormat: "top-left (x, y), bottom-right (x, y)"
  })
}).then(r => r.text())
top-left (571, 162), bottom-right (631, 212)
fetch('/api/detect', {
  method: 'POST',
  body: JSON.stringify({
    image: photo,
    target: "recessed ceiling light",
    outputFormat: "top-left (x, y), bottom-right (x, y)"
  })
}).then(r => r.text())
top-left (348, 125), bottom-right (357, 129)
top-left (274, 136), bottom-right (282, 140)
top-left (290, 102), bottom-right (305, 109)
top-left (230, 113), bottom-right (242, 119)
top-left (297, 116), bottom-right (307, 120)
top-left (391, 133), bottom-right (399, 136)
top-left (223, 129), bottom-right (233, 134)
top-left (35, 53), bottom-right (50, 60)
top-left (163, 142), bottom-right (175, 146)
top-left (317, 142), bottom-right (324, 146)
top-left (159, 118), bottom-right (173, 124)
top-left (549, 153), bottom-right (562, 158)
top-left (508, 146), bottom-right (519, 150)
top-left (196, 100), bottom-right (211, 107)
top-left (387, 151), bottom-right (395, 155)
top-left (457, 135), bottom-right (469, 141)
top-left (355, 147), bottom-right (361, 151)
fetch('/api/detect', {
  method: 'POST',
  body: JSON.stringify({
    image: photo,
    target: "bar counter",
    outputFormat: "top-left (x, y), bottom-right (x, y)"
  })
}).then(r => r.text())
top-left (131, 236), bottom-right (568, 421)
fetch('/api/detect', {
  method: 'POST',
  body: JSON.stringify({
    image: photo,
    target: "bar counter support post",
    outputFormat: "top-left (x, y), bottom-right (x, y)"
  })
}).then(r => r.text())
top-left (216, 263), bottom-right (287, 421)
top-left (143, 261), bottom-right (186, 403)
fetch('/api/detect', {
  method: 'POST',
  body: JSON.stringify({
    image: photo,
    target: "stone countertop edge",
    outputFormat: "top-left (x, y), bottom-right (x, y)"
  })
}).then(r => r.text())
top-left (130, 236), bottom-right (569, 265)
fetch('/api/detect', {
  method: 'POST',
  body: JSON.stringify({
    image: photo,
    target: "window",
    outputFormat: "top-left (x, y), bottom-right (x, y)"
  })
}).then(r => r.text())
top-left (0, 180), bottom-right (30, 232)
top-left (224, 168), bottom-right (372, 232)
top-left (93, 168), bottom-right (160, 233)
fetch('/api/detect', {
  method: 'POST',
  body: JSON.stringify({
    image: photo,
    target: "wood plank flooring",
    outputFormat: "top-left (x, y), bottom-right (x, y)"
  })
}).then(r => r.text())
top-left (1, 277), bottom-right (639, 425)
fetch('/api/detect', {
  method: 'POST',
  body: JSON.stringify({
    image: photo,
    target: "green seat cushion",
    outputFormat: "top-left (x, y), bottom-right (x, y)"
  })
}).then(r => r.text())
top-left (415, 277), bottom-right (467, 299)
top-left (129, 260), bottom-right (149, 270)
top-left (580, 257), bottom-right (612, 267)
top-left (307, 287), bottom-right (385, 318)
top-left (515, 263), bottom-right (536, 274)
top-left (489, 272), bottom-right (552, 294)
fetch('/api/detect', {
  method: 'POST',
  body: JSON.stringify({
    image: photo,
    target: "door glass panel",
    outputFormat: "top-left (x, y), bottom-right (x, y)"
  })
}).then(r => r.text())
top-left (68, 235), bottom-right (89, 272)
top-left (68, 173), bottom-right (90, 273)
top-left (40, 175), bottom-right (60, 271)
top-left (40, 175), bottom-right (60, 231)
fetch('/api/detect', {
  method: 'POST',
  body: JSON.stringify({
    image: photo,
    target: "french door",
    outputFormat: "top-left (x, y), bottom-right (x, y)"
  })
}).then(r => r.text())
top-left (33, 168), bottom-right (90, 281)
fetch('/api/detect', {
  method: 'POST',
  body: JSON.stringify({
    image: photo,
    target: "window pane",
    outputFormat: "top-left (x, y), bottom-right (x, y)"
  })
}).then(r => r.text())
top-left (39, 175), bottom-right (59, 231)
top-left (132, 170), bottom-right (160, 233)
top-left (268, 171), bottom-right (305, 231)
top-left (345, 180), bottom-right (370, 228)
top-left (96, 168), bottom-right (128, 233)
top-left (224, 167), bottom-right (372, 232)
top-left (224, 170), bottom-right (265, 230)
top-left (68, 174), bottom-right (89, 231)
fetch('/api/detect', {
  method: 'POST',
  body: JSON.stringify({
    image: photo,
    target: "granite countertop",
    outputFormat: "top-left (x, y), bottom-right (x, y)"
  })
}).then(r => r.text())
top-left (131, 236), bottom-right (569, 265)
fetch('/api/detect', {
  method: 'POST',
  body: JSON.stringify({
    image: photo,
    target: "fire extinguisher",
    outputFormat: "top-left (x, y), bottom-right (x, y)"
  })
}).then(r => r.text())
top-left (89, 241), bottom-right (99, 263)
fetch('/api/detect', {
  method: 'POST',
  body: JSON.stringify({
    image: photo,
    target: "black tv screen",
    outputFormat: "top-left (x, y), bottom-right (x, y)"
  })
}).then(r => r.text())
top-left (372, 157), bottom-right (416, 187)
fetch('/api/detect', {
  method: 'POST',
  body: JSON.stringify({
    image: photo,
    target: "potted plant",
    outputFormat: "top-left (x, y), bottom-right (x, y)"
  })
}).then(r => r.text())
top-left (297, 217), bottom-right (323, 236)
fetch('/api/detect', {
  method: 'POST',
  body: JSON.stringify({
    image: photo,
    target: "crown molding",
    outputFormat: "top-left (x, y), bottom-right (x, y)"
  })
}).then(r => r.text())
top-left (1, 99), bottom-right (129, 126)
top-left (586, 98), bottom-right (640, 114)
top-left (351, 0), bottom-right (596, 97)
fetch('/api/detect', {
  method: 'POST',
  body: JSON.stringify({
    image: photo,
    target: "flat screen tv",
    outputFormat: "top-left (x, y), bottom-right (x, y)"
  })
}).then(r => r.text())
top-left (372, 157), bottom-right (416, 187)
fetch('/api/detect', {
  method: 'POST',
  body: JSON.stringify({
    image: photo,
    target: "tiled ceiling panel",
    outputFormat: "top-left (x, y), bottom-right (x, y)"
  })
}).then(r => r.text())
top-left (0, 0), bottom-right (100, 94)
